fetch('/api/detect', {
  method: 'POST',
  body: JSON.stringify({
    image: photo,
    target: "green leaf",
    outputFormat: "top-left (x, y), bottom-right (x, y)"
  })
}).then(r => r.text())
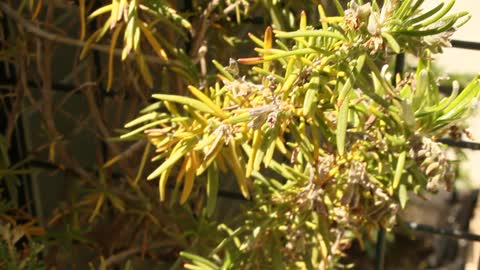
top-left (338, 78), bottom-right (352, 107)
top-left (180, 252), bottom-right (219, 270)
top-left (406, 1), bottom-right (444, 26)
top-left (120, 118), bottom-right (170, 139)
top-left (393, 151), bottom-right (407, 189)
top-left (337, 94), bottom-right (350, 156)
top-left (124, 112), bottom-right (164, 128)
top-left (399, 184), bottom-right (408, 209)
top-left (274, 30), bottom-right (345, 40)
top-left (408, 0), bottom-right (426, 17)
top-left (442, 77), bottom-right (480, 112)
top-left (140, 101), bottom-right (162, 114)
top-left (303, 88), bottom-right (318, 116)
top-left (188, 86), bottom-right (227, 118)
top-left (333, 0), bottom-right (345, 16)
top-left (395, 0), bottom-right (415, 20)
top-left (88, 5), bottom-right (113, 20)
top-left (133, 142), bottom-right (151, 185)
top-left (418, 0), bottom-right (455, 27)
top-left (419, 81), bottom-right (459, 115)
top-left (212, 60), bottom-right (235, 81)
top-left (397, 18), bottom-right (457, 36)
top-left (412, 69), bottom-right (428, 111)
top-left (382, 32), bottom-right (400, 54)
top-left (439, 77), bottom-right (480, 121)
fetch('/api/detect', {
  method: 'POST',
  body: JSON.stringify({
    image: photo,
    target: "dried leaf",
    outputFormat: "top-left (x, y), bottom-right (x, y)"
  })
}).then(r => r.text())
top-left (135, 51), bottom-right (154, 88)
top-left (107, 24), bottom-right (124, 90)
top-left (139, 22), bottom-right (169, 61)
top-left (89, 194), bottom-right (105, 223)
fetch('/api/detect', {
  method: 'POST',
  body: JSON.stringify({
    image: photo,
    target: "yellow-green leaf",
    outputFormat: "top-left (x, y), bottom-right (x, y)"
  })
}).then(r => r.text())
top-left (212, 60), bottom-right (235, 82)
top-left (246, 129), bottom-right (262, 177)
top-left (206, 163), bottom-right (219, 217)
top-left (135, 51), bottom-right (154, 88)
top-left (336, 94), bottom-right (350, 156)
top-left (188, 86), bottom-right (227, 119)
top-left (88, 4), bottom-right (113, 20)
top-left (159, 167), bottom-right (172, 201)
top-left (399, 184), bottom-right (408, 209)
top-left (139, 22), bottom-right (169, 61)
top-left (180, 153), bottom-right (196, 204)
top-left (303, 88), bottom-right (318, 116)
top-left (393, 151), bottom-right (407, 190)
top-left (152, 94), bottom-right (216, 115)
top-left (274, 29), bottom-right (345, 40)
top-left (107, 24), bottom-right (123, 90)
top-left (224, 140), bottom-right (250, 199)
top-left (148, 140), bottom-right (193, 180)
top-left (133, 142), bottom-right (151, 185)
top-left (382, 32), bottom-right (400, 54)
top-left (124, 112), bottom-right (162, 128)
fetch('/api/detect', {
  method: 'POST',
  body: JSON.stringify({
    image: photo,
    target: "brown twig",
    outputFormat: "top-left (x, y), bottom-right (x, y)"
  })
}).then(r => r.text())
top-left (103, 241), bottom-right (177, 267)
top-left (189, 0), bottom-right (220, 62)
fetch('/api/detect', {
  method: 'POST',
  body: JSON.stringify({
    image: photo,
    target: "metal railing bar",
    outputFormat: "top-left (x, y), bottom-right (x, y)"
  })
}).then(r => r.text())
top-left (407, 222), bottom-right (480, 242)
top-left (451, 40), bottom-right (480, 51)
top-left (394, 54), bottom-right (405, 80)
top-left (438, 138), bottom-right (480, 150)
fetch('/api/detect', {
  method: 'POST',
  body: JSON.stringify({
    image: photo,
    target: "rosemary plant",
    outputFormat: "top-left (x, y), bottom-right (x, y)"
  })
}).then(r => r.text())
top-left (123, 0), bottom-right (480, 268)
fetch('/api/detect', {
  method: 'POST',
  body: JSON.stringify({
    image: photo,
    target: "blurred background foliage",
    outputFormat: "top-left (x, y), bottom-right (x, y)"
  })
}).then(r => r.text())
top-left (0, 0), bottom-right (479, 269)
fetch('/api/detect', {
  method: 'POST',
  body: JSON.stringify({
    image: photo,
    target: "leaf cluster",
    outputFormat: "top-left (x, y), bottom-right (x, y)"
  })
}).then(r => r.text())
top-left (124, 0), bottom-right (480, 268)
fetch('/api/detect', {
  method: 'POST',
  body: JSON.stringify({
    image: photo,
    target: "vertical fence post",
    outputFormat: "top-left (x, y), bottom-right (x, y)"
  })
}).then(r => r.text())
top-left (375, 228), bottom-right (386, 270)
top-left (394, 53), bottom-right (405, 78)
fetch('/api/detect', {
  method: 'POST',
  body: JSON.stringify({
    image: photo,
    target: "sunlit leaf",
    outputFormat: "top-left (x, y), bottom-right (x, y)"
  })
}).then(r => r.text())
top-left (152, 94), bottom-right (217, 115)
top-left (206, 163), bottom-right (219, 217)
top-left (148, 139), bottom-right (194, 180)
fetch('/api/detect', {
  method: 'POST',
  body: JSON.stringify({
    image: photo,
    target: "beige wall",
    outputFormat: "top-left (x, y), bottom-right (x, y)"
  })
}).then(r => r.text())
top-left (436, 0), bottom-right (480, 73)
